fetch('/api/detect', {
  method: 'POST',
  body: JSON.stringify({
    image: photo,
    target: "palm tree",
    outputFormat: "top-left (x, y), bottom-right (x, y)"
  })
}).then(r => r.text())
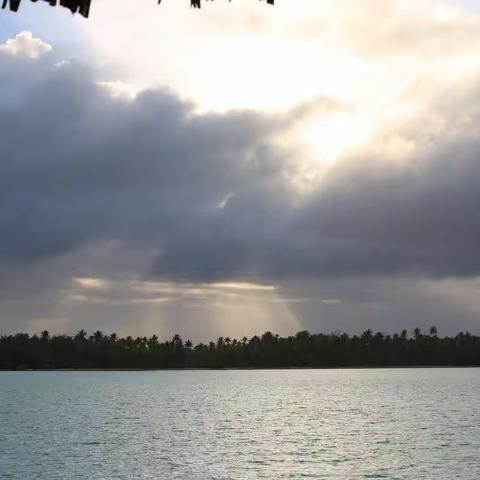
top-left (295, 330), bottom-right (311, 342)
top-left (361, 329), bottom-right (373, 343)
top-left (171, 334), bottom-right (184, 349)
top-left (429, 326), bottom-right (438, 337)
top-left (91, 330), bottom-right (104, 342)
top-left (75, 329), bottom-right (87, 341)
top-left (148, 334), bottom-right (159, 348)
top-left (413, 328), bottom-right (422, 340)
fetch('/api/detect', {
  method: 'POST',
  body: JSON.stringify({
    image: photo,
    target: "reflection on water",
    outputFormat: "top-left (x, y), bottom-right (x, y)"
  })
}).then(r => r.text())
top-left (1, 368), bottom-right (479, 479)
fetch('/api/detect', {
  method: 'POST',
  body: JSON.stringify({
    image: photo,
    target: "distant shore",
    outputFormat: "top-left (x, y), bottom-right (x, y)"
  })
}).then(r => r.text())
top-left (2, 365), bottom-right (480, 372)
top-left (2, 329), bottom-right (480, 370)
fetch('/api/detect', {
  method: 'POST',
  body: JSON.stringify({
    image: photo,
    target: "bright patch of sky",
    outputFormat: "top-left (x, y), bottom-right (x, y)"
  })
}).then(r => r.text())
top-left (0, 1), bottom-right (88, 59)
top-left (4, 0), bottom-right (480, 166)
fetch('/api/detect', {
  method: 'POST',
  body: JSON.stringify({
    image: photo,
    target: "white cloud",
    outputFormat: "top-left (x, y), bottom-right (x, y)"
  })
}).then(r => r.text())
top-left (0, 31), bottom-right (52, 59)
top-left (73, 278), bottom-right (110, 290)
top-left (96, 80), bottom-right (137, 100)
top-left (210, 282), bottom-right (277, 292)
top-left (54, 60), bottom-right (71, 68)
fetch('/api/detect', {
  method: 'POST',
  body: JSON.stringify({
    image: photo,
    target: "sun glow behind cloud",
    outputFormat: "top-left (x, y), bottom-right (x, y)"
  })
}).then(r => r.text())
top-left (80, 1), bottom-right (387, 168)
top-left (78, 0), bottom-right (480, 167)
top-left (303, 111), bottom-right (377, 164)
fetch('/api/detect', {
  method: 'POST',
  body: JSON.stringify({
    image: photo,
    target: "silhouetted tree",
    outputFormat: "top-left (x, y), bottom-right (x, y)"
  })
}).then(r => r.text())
top-left (1, 327), bottom-right (479, 370)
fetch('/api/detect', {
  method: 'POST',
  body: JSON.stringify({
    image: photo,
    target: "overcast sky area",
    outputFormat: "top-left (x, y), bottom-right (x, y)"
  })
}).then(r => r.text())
top-left (1, 0), bottom-right (480, 340)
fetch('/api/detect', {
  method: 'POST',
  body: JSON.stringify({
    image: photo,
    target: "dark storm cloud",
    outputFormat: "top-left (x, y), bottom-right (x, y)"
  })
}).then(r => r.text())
top-left (0, 50), bottom-right (290, 266)
top-left (154, 135), bottom-right (480, 281)
top-left (2, 44), bottom-right (480, 287)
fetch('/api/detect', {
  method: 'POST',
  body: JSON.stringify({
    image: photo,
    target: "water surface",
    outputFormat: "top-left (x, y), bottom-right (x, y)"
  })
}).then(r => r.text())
top-left (1, 369), bottom-right (479, 479)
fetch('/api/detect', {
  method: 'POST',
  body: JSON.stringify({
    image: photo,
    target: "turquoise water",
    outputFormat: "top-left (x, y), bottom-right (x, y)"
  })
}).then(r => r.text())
top-left (0, 369), bottom-right (479, 479)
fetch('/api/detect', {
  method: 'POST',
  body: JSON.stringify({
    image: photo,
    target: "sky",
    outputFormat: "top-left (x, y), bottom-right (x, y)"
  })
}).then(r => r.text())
top-left (1, 0), bottom-right (480, 340)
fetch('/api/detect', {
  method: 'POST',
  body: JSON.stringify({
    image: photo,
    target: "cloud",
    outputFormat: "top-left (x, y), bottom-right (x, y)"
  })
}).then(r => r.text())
top-left (73, 277), bottom-right (110, 290)
top-left (0, 39), bottom-right (292, 274)
top-left (2, 19), bottom-right (480, 336)
top-left (208, 282), bottom-right (277, 292)
top-left (150, 77), bottom-right (480, 281)
top-left (0, 30), bottom-right (52, 58)
top-left (77, 0), bottom-right (480, 115)
top-left (2, 34), bottom-right (480, 286)
top-left (96, 80), bottom-right (137, 100)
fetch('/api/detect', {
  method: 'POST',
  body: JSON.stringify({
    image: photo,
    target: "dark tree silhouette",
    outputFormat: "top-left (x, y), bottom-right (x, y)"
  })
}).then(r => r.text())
top-left (2, 0), bottom-right (274, 18)
top-left (1, 326), bottom-right (479, 370)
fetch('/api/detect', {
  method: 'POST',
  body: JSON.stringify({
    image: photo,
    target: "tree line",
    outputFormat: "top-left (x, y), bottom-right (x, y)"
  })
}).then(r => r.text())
top-left (1, 327), bottom-right (480, 369)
